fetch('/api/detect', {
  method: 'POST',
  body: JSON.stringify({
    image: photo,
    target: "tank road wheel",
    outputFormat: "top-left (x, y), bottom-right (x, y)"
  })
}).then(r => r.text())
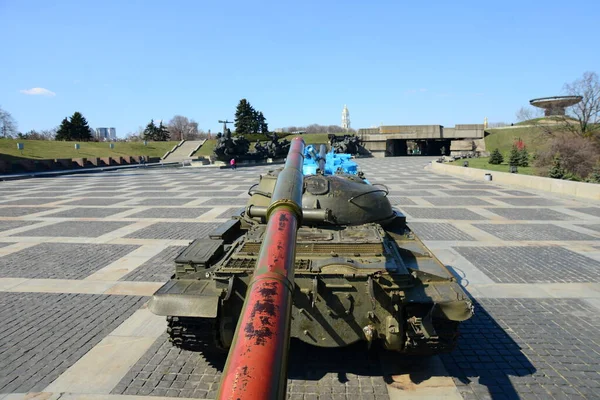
top-left (166, 316), bottom-right (227, 354)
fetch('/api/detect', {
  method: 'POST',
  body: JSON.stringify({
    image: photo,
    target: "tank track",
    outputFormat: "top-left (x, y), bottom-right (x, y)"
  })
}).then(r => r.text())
top-left (166, 316), bottom-right (226, 353)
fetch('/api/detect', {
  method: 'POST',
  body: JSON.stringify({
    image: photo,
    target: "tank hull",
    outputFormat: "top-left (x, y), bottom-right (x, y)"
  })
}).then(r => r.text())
top-left (149, 211), bottom-right (473, 355)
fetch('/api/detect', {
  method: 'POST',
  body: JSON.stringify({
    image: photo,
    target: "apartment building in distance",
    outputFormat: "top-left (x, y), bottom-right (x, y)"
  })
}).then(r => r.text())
top-left (95, 127), bottom-right (117, 141)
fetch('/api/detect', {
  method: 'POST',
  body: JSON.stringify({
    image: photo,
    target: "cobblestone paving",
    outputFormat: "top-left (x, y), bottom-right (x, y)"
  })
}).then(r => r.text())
top-left (454, 246), bottom-right (600, 283)
top-left (0, 292), bottom-right (146, 393)
top-left (579, 224), bottom-right (600, 233)
top-left (10, 221), bottom-right (133, 237)
top-left (472, 223), bottom-right (598, 241)
top-left (399, 207), bottom-right (487, 220)
top-left (201, 197), bottom-right (248, 206)
top-left (441, 190), bottom-right (499, 197)
top-left (132, 199), bottom-right (197, 206)
top-left (408, 222), bottom-right (475, 241)
top-left (60, 198), bottom-right (132, 206)
top-left (44, 207), bottom-right (132, 218)
top-left (0, 243), bottom-right (139, 279)
top-left (495, 190), bottom-right (536, 196)
top-left (112, 335), bottom-right (387, 399)
top-left (440, 298), bottom-right (600, 399)
top-left (493, 197), bottom-right (565, 207)
top-left (424, 197), bottom-right (494, 206)
top-left (0, 198), bottom-right (63, 205)
top-left (387, 190), bottom-right (433, 197)
top-left (387, 196), bottom-right (417, 206)
top-left (69, 191), bottom-right (126, 197)
top-left (24, 191), bottom-right (72, 197)
top-left (0, 207), bottom-right (52, 217)
top-left (0, 220), bottom-right (39, 232)
top-left (570, 207), bottom-right (600, 218)
top-left (124, 222), bottom-right (220, 240)
top-left (190, 191), bottom-right (245, 197)
top-left (216, 207), bottom-right (244, 219)
top-left (127, 208), bottom-right (211, 219)
top-left (121, 246), bottom-right (186, 282)
top-left (1, 157), bottom-right (600, 399)
top-left (123, 191), bottom-right (178, 198)
top-left (484, 208), bottom-right (576, 221)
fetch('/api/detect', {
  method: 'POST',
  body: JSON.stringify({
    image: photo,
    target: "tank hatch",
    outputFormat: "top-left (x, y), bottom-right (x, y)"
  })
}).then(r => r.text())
top-left (305, 176), bottom-right (329, 195)
top-left (175, 239), bottom-right (224, 267)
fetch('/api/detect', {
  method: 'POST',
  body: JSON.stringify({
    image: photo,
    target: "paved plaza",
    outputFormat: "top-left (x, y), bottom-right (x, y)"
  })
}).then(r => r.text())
top-left (0, 157), bottom-right (599, 400)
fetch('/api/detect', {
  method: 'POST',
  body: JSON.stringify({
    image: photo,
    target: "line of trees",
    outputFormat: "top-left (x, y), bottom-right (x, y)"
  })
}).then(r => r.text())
top-left (279, 124), bottom-right (356, 134)
top-left (142, 119), bottom-right (170, 141)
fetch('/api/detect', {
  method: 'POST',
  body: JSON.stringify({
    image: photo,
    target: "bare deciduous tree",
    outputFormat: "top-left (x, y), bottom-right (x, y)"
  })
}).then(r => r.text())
top-left (0, 106), bottom-right (18, 137)
top-left (563, 71), bottom-right (600, 137)
top-left (167, 115), bottom-right (200, 141)
top-left (516, 106), bottom-right (542, 123)
top-left (18, 128), bottom-right (56, 140)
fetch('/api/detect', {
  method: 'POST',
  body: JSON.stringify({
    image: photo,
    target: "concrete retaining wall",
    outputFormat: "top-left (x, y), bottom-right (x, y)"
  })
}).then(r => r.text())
top-left (431, 162), bottom-right (600, 200)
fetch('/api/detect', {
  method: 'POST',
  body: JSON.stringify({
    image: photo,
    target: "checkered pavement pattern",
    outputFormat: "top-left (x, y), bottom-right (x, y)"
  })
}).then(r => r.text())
top-left (1, 158), bottom-right (599, 400)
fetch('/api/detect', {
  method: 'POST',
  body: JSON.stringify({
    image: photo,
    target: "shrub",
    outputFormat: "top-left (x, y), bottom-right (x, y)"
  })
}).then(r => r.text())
top-left (587, 163), bottom-right (600, 183)
top-left (519, 147), bottom-right (529, 167)
top-left (534, 134), bottom-right (600, 179)
top-left (508, 145), bottom-right (521, 166)
top-left (489, 148), bottom-right (504, 165)
top-left (548, 153), bottom-right (565, 179)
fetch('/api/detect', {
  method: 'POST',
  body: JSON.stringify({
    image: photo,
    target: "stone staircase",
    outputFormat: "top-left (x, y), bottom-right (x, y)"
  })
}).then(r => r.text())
top-left (162, 140), bottom-right (205, 162)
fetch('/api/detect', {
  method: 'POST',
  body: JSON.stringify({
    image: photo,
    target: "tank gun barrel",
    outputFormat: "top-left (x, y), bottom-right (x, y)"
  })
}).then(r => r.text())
top-left (218, 137), bottom-right (305, 400)
top-left (318, 144), bottom-right (326, 173)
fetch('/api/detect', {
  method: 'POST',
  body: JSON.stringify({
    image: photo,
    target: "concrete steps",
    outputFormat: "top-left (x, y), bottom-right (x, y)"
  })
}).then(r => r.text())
top-left (162, 140), bottom-right (205, 162)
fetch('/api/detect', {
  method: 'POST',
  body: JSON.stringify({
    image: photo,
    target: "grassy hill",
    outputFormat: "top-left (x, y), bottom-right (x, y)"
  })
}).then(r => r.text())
top-left (0, 139), bottom-right (179, 161)
top-left (196, 133), bottom-right (335, 156)
top-left (484, 126), bottom-right (546, 154)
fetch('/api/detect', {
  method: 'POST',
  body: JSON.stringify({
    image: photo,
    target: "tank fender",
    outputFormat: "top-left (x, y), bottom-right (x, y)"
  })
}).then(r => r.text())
top-left (148, 279), bottom-right (220, 318)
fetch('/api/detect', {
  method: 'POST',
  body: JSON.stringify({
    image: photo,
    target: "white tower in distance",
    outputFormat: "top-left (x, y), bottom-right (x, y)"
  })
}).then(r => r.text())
top-left (341, 104), bottom-right (350, 131)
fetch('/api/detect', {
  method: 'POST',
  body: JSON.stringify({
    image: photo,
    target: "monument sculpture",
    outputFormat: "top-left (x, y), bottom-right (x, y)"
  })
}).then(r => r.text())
top-left (254, 131), bottom-right (291, 159)
top-left (328, 133), bottom-right (362, 155)
top-left (213, 119), bottom-right (291, 162)
top-left (213, 119), bottom-right (255, 162)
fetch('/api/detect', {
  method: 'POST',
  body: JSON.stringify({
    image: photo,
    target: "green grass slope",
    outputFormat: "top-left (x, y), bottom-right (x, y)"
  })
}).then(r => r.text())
top-left (0, 139), bottom-right (179, 161)
top-left (484, 126), bottom-right (545, 154)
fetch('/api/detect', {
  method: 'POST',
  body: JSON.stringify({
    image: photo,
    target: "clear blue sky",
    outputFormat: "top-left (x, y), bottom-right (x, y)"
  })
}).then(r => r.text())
top-left (1, 0), bottom-right (598, 137)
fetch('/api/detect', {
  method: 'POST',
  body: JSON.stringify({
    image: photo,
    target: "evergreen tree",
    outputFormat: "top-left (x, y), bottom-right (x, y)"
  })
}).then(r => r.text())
top-left (69, 112), bottom-right (93, 141)
top-left (234, 99), bottom-right (255, 135)
top-left (508, 145), bottom-right (520, 166)
top-left (489, 148), bottom-right (504, 165)
top-left (251, 109), bottom-right (260, 134)
top-left (143, 119), bottom-right (158, 141)
top-left (155, 121), bottom-right (171, 141)
top-left (548, 153), bottom-right (565, 179)
top-left (55, 117), bottom-right (72, 141)
top-left (257, 111), bottom-right (268, 134)
top-left (518, 147), bottom-right (529, 167)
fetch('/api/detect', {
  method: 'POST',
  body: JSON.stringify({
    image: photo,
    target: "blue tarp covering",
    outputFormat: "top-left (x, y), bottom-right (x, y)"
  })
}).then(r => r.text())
top-left (302, 145), bottom-right (359, 176)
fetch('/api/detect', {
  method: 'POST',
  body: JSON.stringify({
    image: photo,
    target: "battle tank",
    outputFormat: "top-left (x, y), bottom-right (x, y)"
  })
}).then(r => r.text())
top-left (149, 141), bottom-right (473, 358)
